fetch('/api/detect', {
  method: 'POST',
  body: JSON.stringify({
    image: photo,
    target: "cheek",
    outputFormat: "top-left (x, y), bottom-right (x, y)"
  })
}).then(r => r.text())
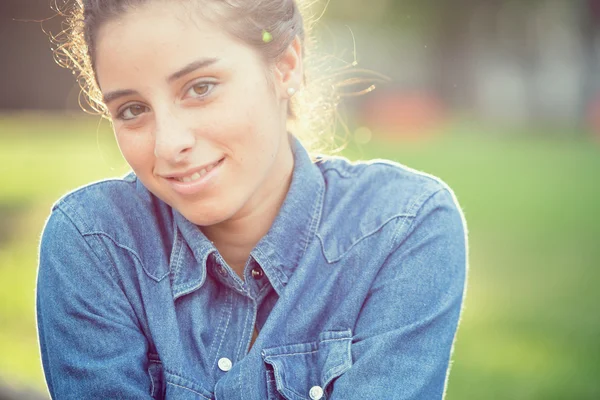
top-left (215, 106), bottom-right (265, 157)
top-left (115, 132), bottom-right (155, 173)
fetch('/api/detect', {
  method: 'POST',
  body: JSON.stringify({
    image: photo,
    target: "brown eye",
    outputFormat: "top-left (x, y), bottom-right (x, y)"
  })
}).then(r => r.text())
top-left (193, 84), bottom-right (209, 96)
top-left (186, 82), bottom-right (215, 99)
top-left (129, 105), bottom-right (148, 116)
top-left (118, 104), bottom-right (150, 121)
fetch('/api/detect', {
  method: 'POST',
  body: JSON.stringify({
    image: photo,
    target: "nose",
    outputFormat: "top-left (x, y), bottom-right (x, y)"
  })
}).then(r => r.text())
top-left (153, 109), bottom-right (195, 163)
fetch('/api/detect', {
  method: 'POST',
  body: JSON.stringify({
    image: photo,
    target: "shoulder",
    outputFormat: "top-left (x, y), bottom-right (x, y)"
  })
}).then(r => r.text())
top-left (314, 155), bottom-right (464, 261)
top-left (316, 154), bottom-right (457, 218)
top-left (43, 173), bottom-right (174, 254)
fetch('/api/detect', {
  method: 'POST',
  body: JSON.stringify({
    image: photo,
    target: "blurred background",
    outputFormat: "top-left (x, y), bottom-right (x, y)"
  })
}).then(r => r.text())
top-left (0, 0), bottom-right (599, 399)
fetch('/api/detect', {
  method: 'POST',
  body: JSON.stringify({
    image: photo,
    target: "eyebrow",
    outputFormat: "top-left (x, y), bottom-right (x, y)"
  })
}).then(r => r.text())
top-left (103, 89), bottom-right (138, 105)
top-left (167, 57), bottom-right (219, 83)
top-left (102, 57), bottom-right (220, 105)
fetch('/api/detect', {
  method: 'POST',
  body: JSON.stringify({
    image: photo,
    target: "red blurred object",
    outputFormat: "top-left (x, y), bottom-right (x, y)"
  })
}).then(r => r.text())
top-left (359, 91), bottom-right (447, 141)
top-left (587, 93), bottom-right (600, 138)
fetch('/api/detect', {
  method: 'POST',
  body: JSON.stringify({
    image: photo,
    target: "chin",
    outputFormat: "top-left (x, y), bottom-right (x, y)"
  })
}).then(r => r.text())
top-left (178, 202), bottom-right (237, 227)
top-left (184, 213), bottom-right (227, 227)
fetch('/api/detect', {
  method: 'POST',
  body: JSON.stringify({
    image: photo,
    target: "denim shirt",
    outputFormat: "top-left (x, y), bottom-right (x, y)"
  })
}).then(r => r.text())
top-left (36, 137), bottom-right (468, 400)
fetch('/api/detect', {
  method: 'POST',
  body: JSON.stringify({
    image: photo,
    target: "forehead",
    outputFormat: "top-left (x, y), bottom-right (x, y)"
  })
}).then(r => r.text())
top-left (94, 1), bottom-right (253, 88)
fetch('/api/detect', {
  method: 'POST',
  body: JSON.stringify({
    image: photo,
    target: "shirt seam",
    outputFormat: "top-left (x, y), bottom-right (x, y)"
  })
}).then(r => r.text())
top-left (235, 298), bottom-right (253, 360)
top-left (211, 290), bottom-right (234, 372)
top-left (389, 187), bottom-right (449, 254)
top-left (55, 203), bottom-right (125, 284)
top-left (302, 173), bottom-right (325, 259)
top-left (51, 206), bottom-right (143, 330)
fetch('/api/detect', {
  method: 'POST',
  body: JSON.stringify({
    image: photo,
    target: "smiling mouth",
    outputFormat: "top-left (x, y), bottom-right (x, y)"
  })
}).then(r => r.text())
top-left (171, 158), bottom-right (224, 183)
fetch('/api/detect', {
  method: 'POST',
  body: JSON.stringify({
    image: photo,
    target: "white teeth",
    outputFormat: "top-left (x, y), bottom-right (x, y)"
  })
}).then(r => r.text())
top-left (176, 170), bottom-right (205, 183)
top-left (174, 159), bottom-right (221, 183)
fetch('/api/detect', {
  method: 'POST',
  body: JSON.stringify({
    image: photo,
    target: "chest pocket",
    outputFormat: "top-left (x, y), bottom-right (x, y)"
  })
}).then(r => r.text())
top-left (261, 330), bottom-right (352, 400)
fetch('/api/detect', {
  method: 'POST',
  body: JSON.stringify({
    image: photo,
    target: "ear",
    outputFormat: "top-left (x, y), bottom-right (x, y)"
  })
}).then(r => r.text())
top-left (273, 36), bottom-right (303, 99)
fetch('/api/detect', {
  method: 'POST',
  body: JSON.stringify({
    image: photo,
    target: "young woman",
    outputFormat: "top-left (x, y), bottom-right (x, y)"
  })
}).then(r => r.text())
top-left (36, 0), bottom-right (468, 399)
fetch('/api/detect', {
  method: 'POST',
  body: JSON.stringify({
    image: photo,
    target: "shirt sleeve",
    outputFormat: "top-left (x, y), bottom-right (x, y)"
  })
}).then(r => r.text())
top-left (331, 188), bottom-right (468, 399)
top-left (36, 207), bottom-right (154, 399)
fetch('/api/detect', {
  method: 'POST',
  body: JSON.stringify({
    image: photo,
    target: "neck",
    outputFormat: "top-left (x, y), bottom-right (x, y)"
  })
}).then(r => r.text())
top-left (202, 140), bottom-right (294, 278)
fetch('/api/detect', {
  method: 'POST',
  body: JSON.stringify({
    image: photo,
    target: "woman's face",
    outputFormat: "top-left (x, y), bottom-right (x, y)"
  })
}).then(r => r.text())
top-left (95, 1), bottom-right (297, 226)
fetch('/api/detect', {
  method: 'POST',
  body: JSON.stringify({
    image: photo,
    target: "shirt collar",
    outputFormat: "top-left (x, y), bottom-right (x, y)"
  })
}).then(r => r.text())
top-left (251, 135), bottom-right (325, 294)
top-left (170, 135), bottom-right (325, 298)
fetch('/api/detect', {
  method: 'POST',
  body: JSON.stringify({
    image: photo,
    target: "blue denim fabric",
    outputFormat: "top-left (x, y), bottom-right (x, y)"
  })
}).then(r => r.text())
top-left (36, 137), bottom-right (468, 399)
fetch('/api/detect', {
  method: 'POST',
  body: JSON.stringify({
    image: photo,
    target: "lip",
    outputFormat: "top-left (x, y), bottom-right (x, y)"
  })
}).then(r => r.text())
top-left (163, 157), bottom-right (225, 196)
top-left (164, 157), bottom-right (224, 179)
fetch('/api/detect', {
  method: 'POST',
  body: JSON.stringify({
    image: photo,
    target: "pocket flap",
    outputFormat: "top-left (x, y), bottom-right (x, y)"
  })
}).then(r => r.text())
top-left (261, 330), bottom-right (352, 400)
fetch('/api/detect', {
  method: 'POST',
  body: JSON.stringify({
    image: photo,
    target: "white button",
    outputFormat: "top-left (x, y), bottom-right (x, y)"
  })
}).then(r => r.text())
top-left (309, 385), bottom-right (324, 400)
top-left (217, 357), bottom-right (232, 372)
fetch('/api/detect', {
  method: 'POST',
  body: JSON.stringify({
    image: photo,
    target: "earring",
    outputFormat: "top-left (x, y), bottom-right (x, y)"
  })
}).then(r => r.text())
top-left (287, 87), bottom-right (297, 97)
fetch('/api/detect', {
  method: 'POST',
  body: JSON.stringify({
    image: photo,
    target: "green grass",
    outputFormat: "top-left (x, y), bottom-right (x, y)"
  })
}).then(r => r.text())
top-left (1, 114), bottom-right (599, 398)
top-left (0, 113), bottom-right (128, 394)
top-left (345, 127), bottom-right (600, 399)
